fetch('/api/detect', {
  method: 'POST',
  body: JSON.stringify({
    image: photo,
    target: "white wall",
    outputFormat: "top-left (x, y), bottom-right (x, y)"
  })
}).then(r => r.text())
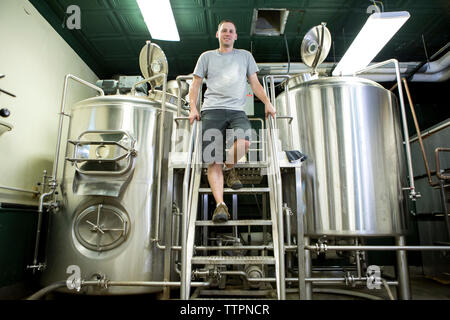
top-left (0, 0), bottom-right (99, 205)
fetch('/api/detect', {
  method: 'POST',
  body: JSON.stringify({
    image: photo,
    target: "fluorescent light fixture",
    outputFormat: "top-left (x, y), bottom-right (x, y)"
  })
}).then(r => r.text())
top-left (136, 0), bottom-right (180, 41)
top-left (332, 11), bottom-right (410, 76)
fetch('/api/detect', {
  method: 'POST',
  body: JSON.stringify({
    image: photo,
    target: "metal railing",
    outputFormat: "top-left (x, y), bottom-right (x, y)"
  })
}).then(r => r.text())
top-left (354, 59), bottom-right (419, 200)
top-left (263, 75), bottom-right (288, 300)
top-left (180, 119), bottom-right (199, 299)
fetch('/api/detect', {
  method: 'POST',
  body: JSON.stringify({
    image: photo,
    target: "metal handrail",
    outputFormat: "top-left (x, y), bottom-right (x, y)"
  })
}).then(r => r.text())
top-left (248, 117), bottom-right (265, 163)
top-left (268, 75), bottom-right (293, 149)
top-left (66, 130), bottom-right (137, 176)
top-left (391, 78), bottom-right (439, 187)
top-left (30, 75), bottom-right (104, 274)
top-left (52, 75), bottom-right (105, 188)
top-left (267, 114), bottom-right (286, 300)
top-left (263, 75), bottom-right (287, 300)
top-left (354, 59), bottom-right (418, 200)
top-left (180, 119), bottom-right (198, 299)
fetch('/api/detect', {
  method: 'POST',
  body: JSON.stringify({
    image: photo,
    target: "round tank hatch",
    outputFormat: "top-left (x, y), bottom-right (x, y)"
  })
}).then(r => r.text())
top-left (300, 22), bottom-right (331, 71)
top-left (139, 41), bottom-right (168, 88)
top-left (74, 204), bottom-right (130, 252)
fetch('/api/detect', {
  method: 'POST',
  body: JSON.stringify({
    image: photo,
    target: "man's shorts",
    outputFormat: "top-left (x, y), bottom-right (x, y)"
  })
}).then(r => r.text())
top-left (201, 109), bottom-right (252, 164)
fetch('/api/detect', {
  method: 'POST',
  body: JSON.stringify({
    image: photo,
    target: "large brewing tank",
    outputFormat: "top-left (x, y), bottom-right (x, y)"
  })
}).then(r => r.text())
top-left (40, 92), bottom-right (189, 294)
top-left (276, 75), bottom-right (409, 236)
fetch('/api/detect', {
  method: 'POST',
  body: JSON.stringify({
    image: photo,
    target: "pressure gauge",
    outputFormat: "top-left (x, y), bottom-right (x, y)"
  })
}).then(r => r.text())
top-left (74, 204), bottom-right (130, 252)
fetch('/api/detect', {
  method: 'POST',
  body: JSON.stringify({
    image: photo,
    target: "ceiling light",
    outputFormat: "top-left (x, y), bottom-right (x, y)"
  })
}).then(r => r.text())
top-left (332, 11), bottom-right (410, 76)
top-left (136, 0), bottom-right (180, 41)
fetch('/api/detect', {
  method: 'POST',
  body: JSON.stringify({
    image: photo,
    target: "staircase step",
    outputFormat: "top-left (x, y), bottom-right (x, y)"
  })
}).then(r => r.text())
top-left (191, 255), bottom-right (275, 265)
top-left (198, 187), bottom-right (269, 194)
top-left (196, 219), bottom-right (272, 226)
top-left (201, 163), bottom-right (268, 169)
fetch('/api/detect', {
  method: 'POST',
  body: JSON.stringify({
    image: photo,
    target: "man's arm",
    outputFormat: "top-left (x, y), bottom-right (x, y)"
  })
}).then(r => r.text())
top-left (188, 75), bottom-right (203, 124)
top-left (247, 73), bottom-right (276, 118)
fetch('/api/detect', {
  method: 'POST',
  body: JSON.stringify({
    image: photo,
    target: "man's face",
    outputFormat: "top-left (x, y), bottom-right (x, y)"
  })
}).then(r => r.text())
top-left (216, 22), bottom-right (237, 48)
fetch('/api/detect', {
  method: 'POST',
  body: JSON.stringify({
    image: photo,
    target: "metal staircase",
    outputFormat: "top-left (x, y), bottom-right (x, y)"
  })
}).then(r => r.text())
top-left (179, 114), bottom-right (286, 300)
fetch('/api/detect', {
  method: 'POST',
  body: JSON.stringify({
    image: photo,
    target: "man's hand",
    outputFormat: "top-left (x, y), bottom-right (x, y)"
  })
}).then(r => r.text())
top-left (189, 107), bottom-right (200, 124)
top-left (265, 102), bottom-right (276, 118)
top-left (247, 73), bottom-right (277, 119)
top-left (188, 75), bottom-right (203, 125)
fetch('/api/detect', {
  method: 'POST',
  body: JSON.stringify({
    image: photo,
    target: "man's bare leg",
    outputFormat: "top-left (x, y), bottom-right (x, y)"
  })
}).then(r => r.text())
top-left (225, 139), bottom-right (250, 169)
top-left (207, 163), bottom-right (224, 204)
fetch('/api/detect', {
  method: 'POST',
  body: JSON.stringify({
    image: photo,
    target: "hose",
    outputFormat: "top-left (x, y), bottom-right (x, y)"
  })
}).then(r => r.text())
top-left (26, 281), bottom-right (67, 300)
top-left (382, 279), bottom-right (395, 300)
top-left (313, 288), bottom-right (384, 300)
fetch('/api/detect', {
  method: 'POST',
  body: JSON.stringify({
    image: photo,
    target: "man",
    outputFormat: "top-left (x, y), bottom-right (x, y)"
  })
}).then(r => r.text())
top-left (188, 20), bottom-right (276, 223)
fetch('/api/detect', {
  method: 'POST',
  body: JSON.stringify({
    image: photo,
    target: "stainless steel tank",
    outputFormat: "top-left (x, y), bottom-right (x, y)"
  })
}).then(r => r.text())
top-left (276, 76), bottom-right (408, 236)
top-left (40, 92), bottom-right (189, 294)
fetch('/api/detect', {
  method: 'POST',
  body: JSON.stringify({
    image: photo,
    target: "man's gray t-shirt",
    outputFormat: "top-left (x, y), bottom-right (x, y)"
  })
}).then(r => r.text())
top-left (193, 49), bottom-right (259, 111)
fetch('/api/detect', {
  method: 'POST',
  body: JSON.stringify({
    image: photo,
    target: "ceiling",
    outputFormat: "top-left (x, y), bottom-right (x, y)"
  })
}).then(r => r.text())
top-left (30, 0), bottom-right (450, 80)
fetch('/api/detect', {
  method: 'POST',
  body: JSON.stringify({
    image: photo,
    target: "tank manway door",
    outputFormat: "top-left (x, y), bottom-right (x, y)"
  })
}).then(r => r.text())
top-left (67, 130), bottom-right (137, 197)
top-left (74, 204), bottom-right (130, 252)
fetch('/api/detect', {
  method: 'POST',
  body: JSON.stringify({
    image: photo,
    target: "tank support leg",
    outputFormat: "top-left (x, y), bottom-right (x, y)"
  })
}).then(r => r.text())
top-left (162, 167), bottom-right (175, 299)
top-left (294, 167), bottom-right (307, 299)
top-left (304, 236), bottom-right (313, 300)
top-left (396, 235), bottom-right (411, 300)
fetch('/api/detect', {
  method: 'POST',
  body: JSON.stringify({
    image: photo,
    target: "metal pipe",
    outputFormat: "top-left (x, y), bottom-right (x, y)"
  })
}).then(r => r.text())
top-left (30, 189), bottom-right (54, 273)
top-left (197, 270), bottom-right (400, 286)
top-left (225, 275), bottom-right (398, 286)
top-left (176, 75), bottom-right (193, 117)
top-left (305, 244), bottom-right (450, 251)
top-left (84, 280), bottom-right (211, 287)
top-left (409, 120), bottom-right (450, 143)
top-left (355, 238), bottom-right (362, 279)
top-left (0, 185), bottom-right (39, 195)
top-left (406, 42), bottom-right (450, 81)
top-left (399, 78), bottom-right (437, 187)
top-left (355, 59), bottom-right (417, 200)
top-left (26, 279), bottom-right (211, 300)
top-left (396, 236), bottom-right (411, 300)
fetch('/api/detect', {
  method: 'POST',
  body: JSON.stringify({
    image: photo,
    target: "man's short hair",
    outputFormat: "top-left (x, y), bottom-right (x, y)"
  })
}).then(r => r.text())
top-left (218, 19), bottom-right (237, 31)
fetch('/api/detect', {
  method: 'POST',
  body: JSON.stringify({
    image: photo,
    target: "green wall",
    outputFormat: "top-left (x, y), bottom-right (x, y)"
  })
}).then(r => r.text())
top-left (0, 207), bottom-right (37, 287)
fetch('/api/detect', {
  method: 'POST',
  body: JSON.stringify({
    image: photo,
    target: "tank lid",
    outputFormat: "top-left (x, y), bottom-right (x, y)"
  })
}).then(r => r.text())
top-left (301, 23), bottom-right (332, 72)
top-left (139, 42), bottom-right (168, 88)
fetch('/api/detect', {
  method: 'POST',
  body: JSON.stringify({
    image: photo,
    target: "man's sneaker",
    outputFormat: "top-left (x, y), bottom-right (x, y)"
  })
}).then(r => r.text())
top-left (224, 168), bottom-right (243, 190)
top-left (212, 203), bottom-right (230, 223)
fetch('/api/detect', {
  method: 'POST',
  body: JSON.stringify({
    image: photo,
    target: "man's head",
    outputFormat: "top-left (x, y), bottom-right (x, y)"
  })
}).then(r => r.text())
top-left (216, 20), bottom-right (237, 49)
